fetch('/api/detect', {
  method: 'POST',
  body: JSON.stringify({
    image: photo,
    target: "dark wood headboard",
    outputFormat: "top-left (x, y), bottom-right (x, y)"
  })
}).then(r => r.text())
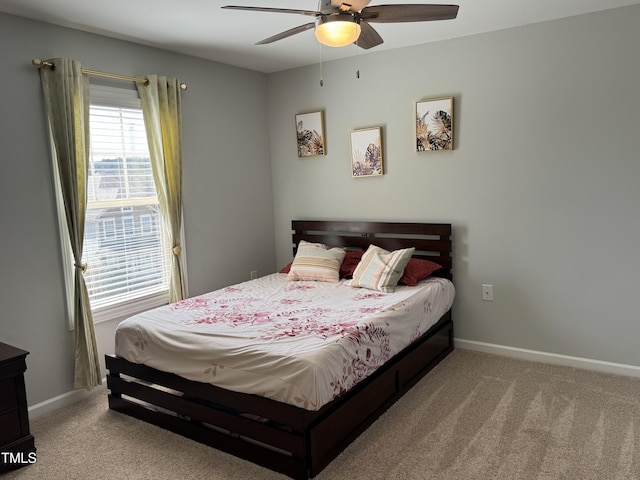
top-left (291, 220), bottom-right (452, 280)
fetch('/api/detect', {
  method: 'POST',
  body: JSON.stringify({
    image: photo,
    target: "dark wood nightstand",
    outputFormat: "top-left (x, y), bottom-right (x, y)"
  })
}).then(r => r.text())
top-left (0, 342), bottom-right (36, 472)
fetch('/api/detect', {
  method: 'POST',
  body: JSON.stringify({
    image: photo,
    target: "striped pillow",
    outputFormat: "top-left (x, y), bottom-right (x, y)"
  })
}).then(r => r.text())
top-left (286, 240), bottom-right (346, 283)
top-left (346, 244), bottom-right (415, 292)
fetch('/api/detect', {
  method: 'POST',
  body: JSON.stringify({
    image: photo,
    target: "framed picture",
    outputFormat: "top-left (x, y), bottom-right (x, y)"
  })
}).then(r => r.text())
top-left (350, 127), bottom-right (383, 177)
top-left (295, 111), bottom-right (325, 157)
top-left (416, 97), bottom-right (454, 151)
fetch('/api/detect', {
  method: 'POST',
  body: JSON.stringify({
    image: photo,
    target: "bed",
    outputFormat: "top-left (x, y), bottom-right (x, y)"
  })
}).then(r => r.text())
top-left (106, 220), bottom-right (454, 479)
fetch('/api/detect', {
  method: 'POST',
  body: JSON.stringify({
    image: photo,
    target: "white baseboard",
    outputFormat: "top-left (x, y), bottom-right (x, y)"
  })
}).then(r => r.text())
top-left (455, 338), bottom-right (640, 378)
top-left (28, 378), bottom-right (107, 420)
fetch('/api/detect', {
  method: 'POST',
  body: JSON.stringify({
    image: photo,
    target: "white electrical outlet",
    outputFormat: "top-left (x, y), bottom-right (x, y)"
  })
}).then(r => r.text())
top-left (482, 284), bottom-right (494, 301)
top-left (250, 270), bottom-right (258, 280)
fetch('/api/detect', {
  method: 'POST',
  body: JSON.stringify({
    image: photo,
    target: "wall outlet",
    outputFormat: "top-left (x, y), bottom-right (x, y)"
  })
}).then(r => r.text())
top-left (482, 284), bottom-right (494, 301)
top-left (250, 270), bottom-right (258, 280)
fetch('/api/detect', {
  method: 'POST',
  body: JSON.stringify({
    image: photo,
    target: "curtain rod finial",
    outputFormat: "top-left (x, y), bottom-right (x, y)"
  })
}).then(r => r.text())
top-left (32, 58), bottom-right (55, 70)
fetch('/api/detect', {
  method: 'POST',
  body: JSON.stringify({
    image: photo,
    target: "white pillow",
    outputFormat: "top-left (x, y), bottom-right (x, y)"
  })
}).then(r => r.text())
top-left (286, 240), bottom-right (346, 283)
top-left (346, 244), bottom-right (415, 292)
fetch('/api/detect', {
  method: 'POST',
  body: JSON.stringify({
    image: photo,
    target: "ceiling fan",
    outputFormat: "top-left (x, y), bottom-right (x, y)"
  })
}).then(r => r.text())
top-left (222, 1), bottom-right (459, 49)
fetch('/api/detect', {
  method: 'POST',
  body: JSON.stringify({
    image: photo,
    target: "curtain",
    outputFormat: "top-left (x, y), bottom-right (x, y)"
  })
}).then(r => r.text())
top-left (39, 58), bottom-right (101, 390)
top-left (136, 76), bottom-right (187, 303)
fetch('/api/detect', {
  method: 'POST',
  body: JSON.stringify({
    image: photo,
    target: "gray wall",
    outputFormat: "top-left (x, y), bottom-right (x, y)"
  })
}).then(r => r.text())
top-left (2, 3), bottom-right (640, 407)
top-left (268, 5), bottom-right (640, 366)
top-left (0, 13), bottom-right (276, 405)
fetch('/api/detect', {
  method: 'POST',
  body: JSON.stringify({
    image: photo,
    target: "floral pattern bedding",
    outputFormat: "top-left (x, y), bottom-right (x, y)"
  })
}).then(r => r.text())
top-left (115, 273), bottom-right (455, 411)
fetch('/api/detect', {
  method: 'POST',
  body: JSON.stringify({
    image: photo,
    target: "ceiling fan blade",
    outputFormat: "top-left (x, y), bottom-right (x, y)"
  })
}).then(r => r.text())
top-left (356, 20), bottom-right (383, 49)
top-left (255, 22), bottom-right (316, 45)
top-left (361, 4), bottom-right (459, 23)
top-left (222, 6), bottom-right (320, 17)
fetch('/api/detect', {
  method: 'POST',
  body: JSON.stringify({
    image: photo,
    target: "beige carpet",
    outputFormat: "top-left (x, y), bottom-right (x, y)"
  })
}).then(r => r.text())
top-left (4, 350), bottom-right (640, 480)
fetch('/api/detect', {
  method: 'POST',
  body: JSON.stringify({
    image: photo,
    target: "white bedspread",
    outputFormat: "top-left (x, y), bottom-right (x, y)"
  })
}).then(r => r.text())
top-left (115, 273), bottom-right (455, 411)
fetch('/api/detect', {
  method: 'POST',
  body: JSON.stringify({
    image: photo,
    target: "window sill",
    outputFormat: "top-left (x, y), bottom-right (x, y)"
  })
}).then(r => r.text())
top-left (91, 291), bottom-right (170, 325)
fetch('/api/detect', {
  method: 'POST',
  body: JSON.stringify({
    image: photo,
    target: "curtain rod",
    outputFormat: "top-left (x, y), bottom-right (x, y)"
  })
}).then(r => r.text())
top-left (32, 58), bottom-right (187, 91)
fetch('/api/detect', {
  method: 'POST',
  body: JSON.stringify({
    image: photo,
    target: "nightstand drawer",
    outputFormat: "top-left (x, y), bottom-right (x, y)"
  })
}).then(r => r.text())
top-left (0, 378), bottom-right (18, 411)
top-left (0, 410), bottom-right (22, 445)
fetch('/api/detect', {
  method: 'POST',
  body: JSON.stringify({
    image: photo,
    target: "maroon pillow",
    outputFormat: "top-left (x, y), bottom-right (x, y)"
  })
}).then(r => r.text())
top-left (399, 258), bottom-right (442, 286)
top-left (279, 262), bottom-right (292, 274)
top-left (340, 250), bottom-right (364, 278)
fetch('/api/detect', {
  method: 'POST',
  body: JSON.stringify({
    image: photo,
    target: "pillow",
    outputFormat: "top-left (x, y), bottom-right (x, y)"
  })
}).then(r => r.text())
top-left (346, 244), bottom-right (415, 293)
top-left (340, 250), bottom-right (364, 278)
top-left (279, 262), bottom-right (292, 274)
top-left (399, 258), bottom-right (442, 286)
top-left (286, 240), bottom-right (346, 283)
top-left (281, 250), bottom-right (363, 278)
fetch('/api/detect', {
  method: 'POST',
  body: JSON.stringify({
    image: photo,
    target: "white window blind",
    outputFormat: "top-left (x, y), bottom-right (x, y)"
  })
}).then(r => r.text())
top-left (84, 85), bottom-right (171, 319)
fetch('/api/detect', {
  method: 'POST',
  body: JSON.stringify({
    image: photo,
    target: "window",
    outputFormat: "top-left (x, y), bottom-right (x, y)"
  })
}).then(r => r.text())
top-left (121, 216), bottom-right (135, 236)
top-left (83, 85), bottom-right (171, 321)
top-left (101, 218), bottom-right (116, 240)
top-left (140, 214), bottom-right (153, 235)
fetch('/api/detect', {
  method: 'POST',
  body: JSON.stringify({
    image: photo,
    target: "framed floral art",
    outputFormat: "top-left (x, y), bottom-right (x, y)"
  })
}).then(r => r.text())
top-left (295, 111), bottom-right (325, 157)
top-left (416, 97), bottom-right (453, 151)
top-left (350, 127), bottom-right (383, 177)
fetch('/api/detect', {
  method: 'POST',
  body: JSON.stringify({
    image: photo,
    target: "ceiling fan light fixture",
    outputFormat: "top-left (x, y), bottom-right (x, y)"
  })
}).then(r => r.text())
top-left (315, 14), bottom-right (361, 47)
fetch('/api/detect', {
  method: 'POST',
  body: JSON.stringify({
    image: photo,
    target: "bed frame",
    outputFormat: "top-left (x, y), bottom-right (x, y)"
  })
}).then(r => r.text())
top-left (105, 220), bottom-right (453, 479)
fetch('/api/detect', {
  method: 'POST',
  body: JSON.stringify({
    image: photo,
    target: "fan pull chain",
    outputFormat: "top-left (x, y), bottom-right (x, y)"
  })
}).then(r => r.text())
top-left (355, 42), bottom-right (360, 79)
top-left (319, 43), bottom-right (324, 87)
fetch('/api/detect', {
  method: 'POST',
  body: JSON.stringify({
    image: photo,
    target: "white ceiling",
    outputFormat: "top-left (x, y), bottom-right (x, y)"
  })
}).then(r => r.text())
top-left (2, 0), bottom-right (639, 73)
